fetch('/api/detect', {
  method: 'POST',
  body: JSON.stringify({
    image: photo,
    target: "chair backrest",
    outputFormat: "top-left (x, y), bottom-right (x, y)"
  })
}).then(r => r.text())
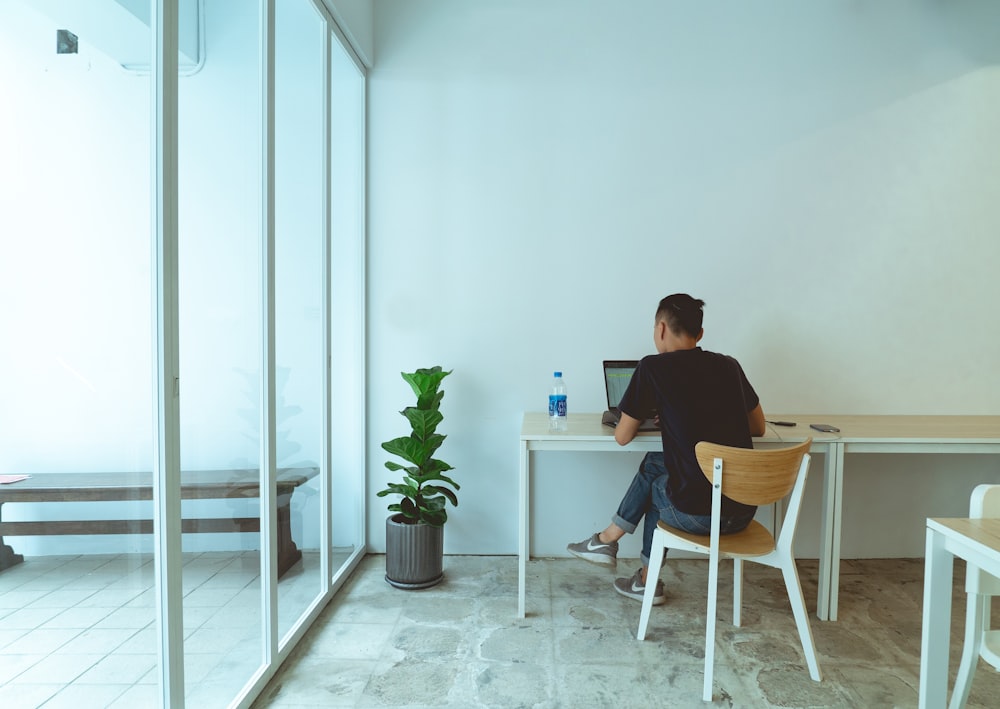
top-left (695, 438), bottom-right (813, 507)
top-left (967, 484), bottom-right (1000, 595)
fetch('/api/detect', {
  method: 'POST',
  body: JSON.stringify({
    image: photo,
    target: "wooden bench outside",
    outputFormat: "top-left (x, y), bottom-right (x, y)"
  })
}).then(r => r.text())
top-left (0, 467), bottom-right (319, 578)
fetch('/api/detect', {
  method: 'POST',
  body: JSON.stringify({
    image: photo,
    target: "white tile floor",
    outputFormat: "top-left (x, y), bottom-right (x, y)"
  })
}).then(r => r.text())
top-left (0, 550), bottom-right (324, 709)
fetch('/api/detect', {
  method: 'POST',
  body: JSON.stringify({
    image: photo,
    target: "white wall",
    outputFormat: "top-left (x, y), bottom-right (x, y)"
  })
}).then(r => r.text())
top-left (367, 0), bottom-right (1000, 559)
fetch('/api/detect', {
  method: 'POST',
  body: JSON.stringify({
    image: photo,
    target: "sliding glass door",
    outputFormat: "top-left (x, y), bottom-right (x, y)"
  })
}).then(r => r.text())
top-left (0, 2), bottom-right (159, 706)
top-left (175, 3), bottom-right (264, 703)
top-left (0, 0), bottom-right (366, 706)
top-left (328, 24), bottom-right (367, 583)
top-left (274, 0), bottom-right (326, 640)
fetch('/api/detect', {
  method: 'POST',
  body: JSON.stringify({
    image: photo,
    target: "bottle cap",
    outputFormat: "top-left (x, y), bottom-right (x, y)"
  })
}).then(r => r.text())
top-left (554, 371), bottom-right (562, 377)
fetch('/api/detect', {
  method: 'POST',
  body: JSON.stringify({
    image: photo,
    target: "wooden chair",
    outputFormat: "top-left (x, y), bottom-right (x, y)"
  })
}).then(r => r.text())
top-left (636, 438), bottom-right (821, 702)
top-left (949, 484), bottom-right (1000, 709)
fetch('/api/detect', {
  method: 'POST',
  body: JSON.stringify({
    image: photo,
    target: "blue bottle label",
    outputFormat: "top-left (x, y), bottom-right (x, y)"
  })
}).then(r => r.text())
top-left (549, 394), bottom-right (567, 417)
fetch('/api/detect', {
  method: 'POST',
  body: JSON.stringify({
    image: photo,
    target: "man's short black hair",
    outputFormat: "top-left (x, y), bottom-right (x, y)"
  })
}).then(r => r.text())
top-left (656, 293), bottom-right (705, 337)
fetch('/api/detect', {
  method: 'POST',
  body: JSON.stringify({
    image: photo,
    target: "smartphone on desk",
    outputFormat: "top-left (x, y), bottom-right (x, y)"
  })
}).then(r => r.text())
top-left (809, 423), bottom-right (841, 433)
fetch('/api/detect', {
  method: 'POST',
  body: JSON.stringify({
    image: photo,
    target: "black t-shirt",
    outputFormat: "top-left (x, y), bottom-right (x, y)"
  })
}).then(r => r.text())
top-left (617, 348), bottom-right (760, 516)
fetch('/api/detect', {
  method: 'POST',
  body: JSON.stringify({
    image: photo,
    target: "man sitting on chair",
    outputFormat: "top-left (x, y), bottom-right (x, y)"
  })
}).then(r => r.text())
top-left (567, 293), bottom-right (766, 603)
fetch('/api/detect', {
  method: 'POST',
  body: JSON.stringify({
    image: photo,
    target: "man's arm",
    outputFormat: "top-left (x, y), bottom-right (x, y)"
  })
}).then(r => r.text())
top-left (615, 412), bottom-right (642, 446)
top-left (748, 403), bottom-right (766, 437)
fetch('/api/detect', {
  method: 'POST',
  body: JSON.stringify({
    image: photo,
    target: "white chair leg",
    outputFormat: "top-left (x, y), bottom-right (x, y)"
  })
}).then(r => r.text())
top-left (704, 548), bottom-right (720, 701)
top-left (637, 529), bottom-right (666, 641)
top-left (950, 593), bottom-right (988, 709)
top-left (780, 556), bottom-right (822, 681)
top-left (733, 558), bottom-right (743, 627)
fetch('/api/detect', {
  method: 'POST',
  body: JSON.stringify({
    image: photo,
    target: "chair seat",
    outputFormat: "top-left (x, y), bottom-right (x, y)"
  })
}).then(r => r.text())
top-left (658, 518), bottom-right (776, 558)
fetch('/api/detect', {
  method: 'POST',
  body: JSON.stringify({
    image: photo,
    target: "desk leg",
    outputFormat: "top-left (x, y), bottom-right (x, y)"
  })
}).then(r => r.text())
top-left (518, 441), bottom-right (529, 618)
top-left (816, 443), bottom-right (842, 621)
top-left (0, 503), bottom-right (24, 572)
top-left (829, 442), bottom-right (845, 621)
top-left (919, 527), bottom-right (953, 708)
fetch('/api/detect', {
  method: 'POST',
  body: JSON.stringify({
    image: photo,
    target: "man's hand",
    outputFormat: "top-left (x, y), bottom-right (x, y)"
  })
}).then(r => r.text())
top-left (748, 404), bottom-right (766, 437)
top-left (615, 412), bottom-right (642, 445)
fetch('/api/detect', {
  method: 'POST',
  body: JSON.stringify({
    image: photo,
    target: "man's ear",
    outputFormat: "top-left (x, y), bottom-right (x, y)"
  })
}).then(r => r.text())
top-left (695, 328), bottom-right (704, 343)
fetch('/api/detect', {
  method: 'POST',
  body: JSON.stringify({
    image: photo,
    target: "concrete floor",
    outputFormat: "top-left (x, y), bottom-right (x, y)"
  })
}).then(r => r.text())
top-left (254, 555), bottom-right (1000, 708)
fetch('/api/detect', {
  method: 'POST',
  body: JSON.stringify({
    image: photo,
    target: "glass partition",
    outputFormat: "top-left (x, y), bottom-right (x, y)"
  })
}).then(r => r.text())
top-left (0, 1), bottom-right (365, 705)
top-left (274, 0), bottom-right (326, 639)
top-left (176, 1), bottom-right (263, 704)
top-left (0, 2), bottom-right (158, 706)
top-left (328, 33), bottom-right (366, 579)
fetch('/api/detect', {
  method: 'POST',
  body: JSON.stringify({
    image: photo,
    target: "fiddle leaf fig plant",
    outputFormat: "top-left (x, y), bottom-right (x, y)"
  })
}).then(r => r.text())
top-left (378, 366), bottom-right (458, 527)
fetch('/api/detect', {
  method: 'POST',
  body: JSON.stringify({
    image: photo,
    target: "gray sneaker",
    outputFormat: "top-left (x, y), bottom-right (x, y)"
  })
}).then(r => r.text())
top-left (614, 567), bottom-right (665, 604)
top-left (566, 533), bottom-right (618, 567)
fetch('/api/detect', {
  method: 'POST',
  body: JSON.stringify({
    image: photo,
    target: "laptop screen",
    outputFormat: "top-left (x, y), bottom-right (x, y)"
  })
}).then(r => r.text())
top-left (603, 360), bottom-right (638, 409)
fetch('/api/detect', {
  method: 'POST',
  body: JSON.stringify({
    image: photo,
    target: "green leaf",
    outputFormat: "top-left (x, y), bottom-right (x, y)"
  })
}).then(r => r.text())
top-left (399, 498), bottom-right (419, 521)
top-left (381, 436), bottom-right (414, 458)
top-left (433, 472), bottom-right (459, 489)
top-left (421, 508), bottom-right (447, 527)
top-left (377, 481), bottom-right (419, 499)
top-left (402, 368), bottom-right (451, 399)
top-left (384, 461), bottom-right (419, 476)
top-left (415, 389), bottom-right (445, 411)
top-left (411, 460), bottom-right (453, 480)
top-left (382, 437), bottom-right (431, 466)
top-left (423, 485), bottom-right (458, 507)
top-left (402, 407), bottom-right (443, 440)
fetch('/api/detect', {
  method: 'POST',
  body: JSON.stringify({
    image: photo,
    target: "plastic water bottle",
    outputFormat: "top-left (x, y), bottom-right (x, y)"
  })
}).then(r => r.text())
top-left (549, 371), bottom-right (568, 431)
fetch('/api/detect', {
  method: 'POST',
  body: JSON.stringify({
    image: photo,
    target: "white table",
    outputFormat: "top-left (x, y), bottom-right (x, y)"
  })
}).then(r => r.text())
top-left (920, 517), bottom-right (1000, 707)
top-left (818, 415), bottom-right (1000, 620)
top-left (517, 412), bottom-right (838, 619)
top-left (518, 412), bottom-right (1000, 620)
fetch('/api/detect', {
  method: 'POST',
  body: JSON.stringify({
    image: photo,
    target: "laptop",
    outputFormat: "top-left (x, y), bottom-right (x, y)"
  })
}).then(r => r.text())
top-left (601, 360), bottom-right (659, 431)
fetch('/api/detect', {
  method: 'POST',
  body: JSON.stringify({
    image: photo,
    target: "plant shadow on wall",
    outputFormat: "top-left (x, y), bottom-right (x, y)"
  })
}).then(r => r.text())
top-left (227, 367), bottom-right (319, 546)
top-left (234, 367), bottom-right (312, 468)
top-left (378, 366), bottom-right (458, 589)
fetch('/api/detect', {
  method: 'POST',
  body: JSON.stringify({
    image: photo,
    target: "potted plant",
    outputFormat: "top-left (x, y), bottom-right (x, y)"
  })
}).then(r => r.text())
top-left (378, 366), bottom-right (458, 588)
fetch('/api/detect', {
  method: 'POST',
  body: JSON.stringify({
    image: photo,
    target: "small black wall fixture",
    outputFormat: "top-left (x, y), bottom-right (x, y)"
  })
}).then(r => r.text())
top-left (56, 29), bottom-right (78, 55)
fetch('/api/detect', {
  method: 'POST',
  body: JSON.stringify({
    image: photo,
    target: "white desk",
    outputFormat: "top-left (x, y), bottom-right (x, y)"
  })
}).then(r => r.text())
top-left (920, 517), bottom-right (1000, 707)
top-left (518, 412), bottom-right (1000, 620)
top-left (517, 412), bottom-right (838, 619)
top-left (811, 415), bottom-right (1000, 621)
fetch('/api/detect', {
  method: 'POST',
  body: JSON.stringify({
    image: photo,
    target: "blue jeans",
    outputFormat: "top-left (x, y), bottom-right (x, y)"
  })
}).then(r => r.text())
top-left (612, 452), bottom-right (756, 566)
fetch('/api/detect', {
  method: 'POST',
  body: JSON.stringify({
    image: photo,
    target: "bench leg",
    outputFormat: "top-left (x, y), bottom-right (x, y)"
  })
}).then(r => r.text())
top-left (0, 503), bottom-right (24, 572)
top-left (276, 494), bottom-right (302, 578)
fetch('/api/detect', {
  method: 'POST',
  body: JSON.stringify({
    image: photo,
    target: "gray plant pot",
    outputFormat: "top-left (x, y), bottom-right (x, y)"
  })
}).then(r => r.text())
top-left (385, 514), bottom-right (444, 589)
